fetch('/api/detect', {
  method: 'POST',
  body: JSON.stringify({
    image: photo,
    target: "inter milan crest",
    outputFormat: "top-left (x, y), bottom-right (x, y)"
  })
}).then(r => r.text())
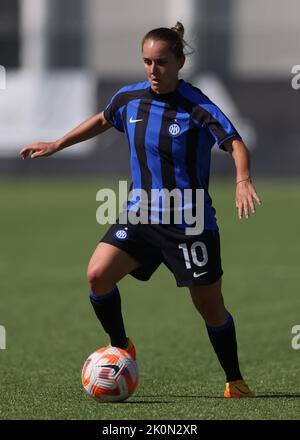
top-left (115, 229), bottom-right (128, 240)
top-left (168, 121), bottom-right (181, 137)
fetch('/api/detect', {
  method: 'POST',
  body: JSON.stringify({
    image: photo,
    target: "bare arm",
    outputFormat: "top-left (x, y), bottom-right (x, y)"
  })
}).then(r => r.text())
top-left (20, 111), bottom-right (111, 159)
top-left (223, 138), bottom-right (262, 219)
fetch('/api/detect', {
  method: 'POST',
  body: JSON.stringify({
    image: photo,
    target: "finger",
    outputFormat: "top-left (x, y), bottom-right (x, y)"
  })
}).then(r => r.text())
top-left (237, 202), bottom-right (243, 220)
top-left (243, 200), bottom-right (249, 219)
top-left (20, 148), bottom-right (31, 159)
top-left (248, 196), bottom-right (256, 214)
top-left (253, 192), bottom-right (262, 205)
top-left (31, 151), bottom-right (41, 159)
top-left (20, 145), bottom-right (30, 153)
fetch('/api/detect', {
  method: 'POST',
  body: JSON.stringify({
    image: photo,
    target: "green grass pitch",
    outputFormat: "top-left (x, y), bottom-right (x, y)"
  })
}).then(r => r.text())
top-left (0, 178), bottom-right (299, 420)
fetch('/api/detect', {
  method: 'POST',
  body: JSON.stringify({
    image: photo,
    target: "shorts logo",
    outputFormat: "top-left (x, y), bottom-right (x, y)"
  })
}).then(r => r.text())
top-left (168, 122), bottom-right (181, 137)
top-left (115, 229), bottom-right (128, 240)
top-left (193, 271), bottom-right (208, 278)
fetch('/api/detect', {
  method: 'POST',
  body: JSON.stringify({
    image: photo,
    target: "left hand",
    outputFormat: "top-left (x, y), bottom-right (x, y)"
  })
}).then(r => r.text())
top-left (235, 179), bottom-right (262, 219)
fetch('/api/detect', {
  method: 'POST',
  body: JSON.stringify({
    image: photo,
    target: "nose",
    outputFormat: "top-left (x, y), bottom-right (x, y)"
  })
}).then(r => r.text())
top-left (150, 62), bottom-right (158, 76)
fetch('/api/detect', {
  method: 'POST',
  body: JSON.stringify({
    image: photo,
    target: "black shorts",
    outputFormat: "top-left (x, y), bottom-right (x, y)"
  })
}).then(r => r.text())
top-left (100, 221), bottom-right (223, 287)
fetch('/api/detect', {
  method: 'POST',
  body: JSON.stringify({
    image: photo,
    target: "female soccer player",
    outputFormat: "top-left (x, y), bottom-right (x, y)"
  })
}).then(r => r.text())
top-left (20, 22), bottom-right (261, 398)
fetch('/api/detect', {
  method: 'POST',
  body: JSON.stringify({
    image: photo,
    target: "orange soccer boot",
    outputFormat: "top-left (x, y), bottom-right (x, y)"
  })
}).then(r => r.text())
top-left (104, 337), bottom-right (136, 360)
top-left (122, 337), bottom-right (136, 360)
top-left (224, 379), bottom-right (256, 398)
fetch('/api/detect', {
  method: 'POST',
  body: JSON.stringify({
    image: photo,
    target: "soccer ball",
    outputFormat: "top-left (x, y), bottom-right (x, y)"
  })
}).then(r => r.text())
top-left (81, 346), bottom-right (139, 402)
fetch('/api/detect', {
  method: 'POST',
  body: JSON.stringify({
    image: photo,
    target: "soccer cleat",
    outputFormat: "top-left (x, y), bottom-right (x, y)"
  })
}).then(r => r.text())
top-left (123, 337), bottom-right (136, 360)
top-left (224, 380), bottom-right (256, 398)
top-left (105, 337), bottom-right (136, 360)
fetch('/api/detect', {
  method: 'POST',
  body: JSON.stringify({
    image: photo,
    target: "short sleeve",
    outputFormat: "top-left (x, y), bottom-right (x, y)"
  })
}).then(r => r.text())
top-left (194, 98), bottom-right (242, 150)
top-left (103, 91), bottom-right (125, 133)
top-left (179, 82), bottom-right (242, 151)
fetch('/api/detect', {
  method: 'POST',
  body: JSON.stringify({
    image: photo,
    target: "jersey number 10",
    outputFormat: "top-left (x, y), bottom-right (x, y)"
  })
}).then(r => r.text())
top-left (178, 242), bottom-right (208, 269)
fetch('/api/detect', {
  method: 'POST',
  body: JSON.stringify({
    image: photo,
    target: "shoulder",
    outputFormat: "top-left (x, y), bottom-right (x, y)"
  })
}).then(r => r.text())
top-left (178, 79), bottom-right (212, 106)
top-left (110, 81), bottom-right (150, 100)
top-left (106, 81), bottom-right (150, 113)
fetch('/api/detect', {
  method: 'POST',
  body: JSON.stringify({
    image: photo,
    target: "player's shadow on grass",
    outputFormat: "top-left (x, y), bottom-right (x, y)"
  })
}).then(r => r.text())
top-left (127, 392), bottom-right (300, 402)
top-left (255, 392), bottom-right (300, 398)
top-left (125, 396), bottom-right (228, 402)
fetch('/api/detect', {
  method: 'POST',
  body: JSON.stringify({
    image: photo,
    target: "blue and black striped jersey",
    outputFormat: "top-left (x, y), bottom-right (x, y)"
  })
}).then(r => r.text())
top-left (103, 79), bottom-right (241, 230)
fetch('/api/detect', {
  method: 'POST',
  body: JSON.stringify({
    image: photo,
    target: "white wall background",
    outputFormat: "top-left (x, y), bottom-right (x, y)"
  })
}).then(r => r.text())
top-left (231, 0), bottom-right (300, 77)
top-left (1, 0), bottom-right (299, 156)
top-left (85, 0), bottom-right (195, 77)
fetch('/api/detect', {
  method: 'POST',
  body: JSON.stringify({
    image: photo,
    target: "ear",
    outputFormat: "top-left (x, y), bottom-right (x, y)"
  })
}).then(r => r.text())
top-left (178, 55), bottom-right (186, 70)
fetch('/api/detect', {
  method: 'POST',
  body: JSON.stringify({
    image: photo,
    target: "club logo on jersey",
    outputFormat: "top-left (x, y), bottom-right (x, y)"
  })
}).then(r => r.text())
top-left (115, 229), bottom-right (128, 240)
top-left (168, 122), bottom-right (181, 137)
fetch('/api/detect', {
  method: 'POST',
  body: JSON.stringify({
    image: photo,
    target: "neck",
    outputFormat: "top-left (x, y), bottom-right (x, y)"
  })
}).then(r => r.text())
top-left (151, 79), bottom-right (180, 95)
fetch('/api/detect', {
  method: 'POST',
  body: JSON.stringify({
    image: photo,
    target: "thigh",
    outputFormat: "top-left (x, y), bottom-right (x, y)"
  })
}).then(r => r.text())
top-left (88, 242), bottom-right (142, 285)
top-left (189, 278), bottom-right (224, 306)
top-left (161, 229), bottom-right (223, 287)
top-left (100, 223), bottom-right (163, 281)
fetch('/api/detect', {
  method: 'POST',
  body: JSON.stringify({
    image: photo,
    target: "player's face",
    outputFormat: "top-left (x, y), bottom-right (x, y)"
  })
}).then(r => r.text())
top-left (142, 39), bottom-right (185, 94)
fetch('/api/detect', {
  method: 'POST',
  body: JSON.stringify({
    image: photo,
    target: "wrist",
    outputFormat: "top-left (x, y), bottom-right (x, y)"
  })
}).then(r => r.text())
top-left (55, 139), bottom-right (65, 151)
top-left (236, 176), bottom-right (251, 185)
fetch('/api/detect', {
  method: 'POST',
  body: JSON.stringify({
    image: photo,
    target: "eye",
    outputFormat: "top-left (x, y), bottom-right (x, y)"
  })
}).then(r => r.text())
top-left (157, 60), bottom-right (167, 66)
top-left (143, 59), bottom-right (152, 66)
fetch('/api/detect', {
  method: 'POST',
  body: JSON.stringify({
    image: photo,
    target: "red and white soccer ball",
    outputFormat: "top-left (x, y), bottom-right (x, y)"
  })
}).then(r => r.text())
top-left (81, 346), bottom-right (139, 402)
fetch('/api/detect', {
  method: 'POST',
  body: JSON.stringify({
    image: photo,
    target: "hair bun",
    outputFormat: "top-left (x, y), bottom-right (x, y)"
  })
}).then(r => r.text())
top-left (171, 22), bottom-right (184, 40)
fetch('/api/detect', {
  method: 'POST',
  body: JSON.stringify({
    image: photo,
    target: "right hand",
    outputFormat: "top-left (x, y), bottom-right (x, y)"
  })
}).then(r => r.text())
top-left (19, 141), bottom-right (59, 159)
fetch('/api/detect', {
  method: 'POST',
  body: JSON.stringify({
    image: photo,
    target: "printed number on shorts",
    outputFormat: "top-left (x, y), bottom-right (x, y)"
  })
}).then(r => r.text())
top-left (178, 242), bottom-right (208, 269)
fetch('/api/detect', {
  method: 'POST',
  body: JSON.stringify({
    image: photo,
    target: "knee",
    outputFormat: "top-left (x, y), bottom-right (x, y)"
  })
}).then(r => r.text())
top-left (86, 264), bottom-right (114, 296)
top-left (192, 296), bottom-right (227, 326)
top-left (192, 294), bottom-right (217, 315)
top-left (189, 282), bottom-right (226, 319)
top-left (87, 264), bottom-right (100, 285)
